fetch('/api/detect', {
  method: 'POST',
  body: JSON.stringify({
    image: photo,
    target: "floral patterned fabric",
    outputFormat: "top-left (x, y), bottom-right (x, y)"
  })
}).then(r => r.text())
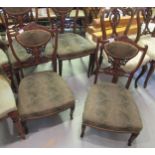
top-left (18, 71), bottom-right (75, 120)
top-left (83, 82), bottom-right (142, 132)
top-left (57, 33), bottom-right (96, 59)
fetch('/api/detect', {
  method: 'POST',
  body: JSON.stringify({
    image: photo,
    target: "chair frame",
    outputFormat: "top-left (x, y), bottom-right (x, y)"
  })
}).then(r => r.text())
top-left (134, 7), bottom-right (155, 88)
top-left (51, 7), bottom-right (97, 77)
top-left (94, 7), bottom-right (148, 89)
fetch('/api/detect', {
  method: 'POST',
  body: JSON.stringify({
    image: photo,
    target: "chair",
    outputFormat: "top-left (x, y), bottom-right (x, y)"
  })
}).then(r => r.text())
top-left (81, 81), bottom-right (143, 146)
top-left (94, 7), bottom-right (149, 89)
top-left (51, 7), bottom-right (97, 76)
top-left (0, 67), bottom-right (25, 139)
top-left (13, 22), bottom-right (75, 135)
top-left (2, 8), bottom-right (58, 84)
top-left (80, 41), bottom-right (143, 145)
top-left (134, 8), bottom-right (155, 88)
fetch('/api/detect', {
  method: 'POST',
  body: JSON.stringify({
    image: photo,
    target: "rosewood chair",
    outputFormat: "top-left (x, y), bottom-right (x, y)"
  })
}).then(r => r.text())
top-left (80, 47), bottom-right (143, 145)
top-left (81, 81), bottom-right (143, 146)
top-left (94, 7), bottom-right (149, 89)
top-left (13, 22), bottom-right (75, 135)
top-left (0, 67), bottom-right (25, 139)
top-left (51, 7), bottom-right (97, 76)
top-left (2, 8), bottom-right (58, 84)
top-left (134, 8), bottom-right (155, 88)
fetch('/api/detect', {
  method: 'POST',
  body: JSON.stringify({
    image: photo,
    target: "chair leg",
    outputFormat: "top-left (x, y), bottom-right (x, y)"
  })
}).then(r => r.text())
top-left (80, 124), bottom-right (86, 138)
top-left (135, 64), bottom-right (148, 88)
top-left (144, 61), bottom-right (155, 88)
top-left (21, 121), bottom-right (29, 134)
top-left (52, 59), bottom-right (57, 72)
top-left (128, 133), bottom-right (139, 146)
top-left (15, 70), bottom-right (21, 85)
top-left (59, 59), bottom-right (63, 76)
top-left (88, 54), bottom-right (93, 77)
top-left (126, 74), bottom-right (134, 89)
top-left (99, 48), bottom-right (103, 67)
top-left (8, 111), bottom-right (25, 139)
top-left (70, 104), bottom-right (75, 120)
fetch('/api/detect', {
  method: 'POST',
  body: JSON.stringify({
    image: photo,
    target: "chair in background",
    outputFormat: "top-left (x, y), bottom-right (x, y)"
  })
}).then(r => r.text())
top-left (51, 8), bottom-right (97, 76)
top-left (0, 67), bottom-right (25, 139)
top-left (94, 7), bottom-right (149, 89)
top-left (12, 22), bottom-right (75, 135)
top-left (134, 8), bottom-right (155, 88)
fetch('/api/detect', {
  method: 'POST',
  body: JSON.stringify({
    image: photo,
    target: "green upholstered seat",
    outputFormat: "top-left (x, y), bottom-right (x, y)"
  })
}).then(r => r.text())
top-left (7, 39), bottom-right (54, 64)
top-left (0, 75), bottom-right (17, 118)
top-left (0, 49), bottom-right (9, 66)
top-left (57, 33), bottom-right (96, 59)
top-left (83, 82), bottom-right (142, 133)
top-left (18, 71), bottom-right (75, 120)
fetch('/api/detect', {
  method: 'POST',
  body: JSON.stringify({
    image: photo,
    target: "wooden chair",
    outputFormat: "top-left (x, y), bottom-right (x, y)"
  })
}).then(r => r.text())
top-left (80, 41), bottom-right (143, 145)
top-left (0, 68), bottom-right (25, 139)
top-left (81, 81), bottom-right (143, 146)
top-left (12, 22), bottom-right (75, 135)
top-left (94, 7), bottom-right (149, 89)
top-left (134, 8), bottom-right (155, 88)
top-left (2, 8), bottom-right (58, 84)
top-left (51, 8), bottom-right (97, 76)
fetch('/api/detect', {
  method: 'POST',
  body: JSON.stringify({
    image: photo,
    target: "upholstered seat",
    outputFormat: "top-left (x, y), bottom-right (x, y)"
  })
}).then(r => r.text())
top-left (121, 52), bottom-right (150, 72)
top-left (7, 39), bottom-right (54, 64)
top-left (0, 75), bottom-right (17, 118)
top-left (57, 33), bottom-right (96, 59)
top-left (0, 49), bottom-right (8, 66)
top-left (137, 35), bottom-right (155, 59)
top-left (18, 71), bottom-right (75, 120)
top-left (83, 82), bottom-right (142, 133)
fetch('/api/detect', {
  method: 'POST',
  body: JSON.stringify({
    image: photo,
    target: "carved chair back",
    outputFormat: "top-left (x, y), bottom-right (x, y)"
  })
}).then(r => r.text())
top-left (2, 8), bottom-right (33, 41)
top-left (13, 22), bottom-right (58, 70)
top-left (100, 7), bottom-right (136, 41)
top-left (51, 7), bottom-right (79, 33)
top-left (33, 7), bottom-right (51, 26)
top-left (136, 7), bottom-right (155, 42)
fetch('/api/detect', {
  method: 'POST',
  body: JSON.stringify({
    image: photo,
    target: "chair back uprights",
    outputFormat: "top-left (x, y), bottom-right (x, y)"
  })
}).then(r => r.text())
top-left (94, 8), bottom-right (148, 89)
top-left (100, 7), bottom-right (136, 41)
top-left (135, 8), bottom-right (155, 42)
top-left (2, 8), bottom-right (33, 38)
top-left (15, 22), bottom-right (58, 70)
top-left (51, 7), bottom-right (78, 33)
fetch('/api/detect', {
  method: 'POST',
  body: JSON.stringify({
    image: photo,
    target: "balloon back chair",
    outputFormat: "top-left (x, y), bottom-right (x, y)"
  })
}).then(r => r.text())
top-left (51, 7), bottom-right (97, 76)
top-left (94, 7), bottom-right (149, 89)
top-left (2, 8), bottom-right (58, 86)
top-left (134, 8), bottom-right (155, 88)
top-left (11, 22), bottom-right (75, 135)
top-left (0, 67), bottom-right (25, 139)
